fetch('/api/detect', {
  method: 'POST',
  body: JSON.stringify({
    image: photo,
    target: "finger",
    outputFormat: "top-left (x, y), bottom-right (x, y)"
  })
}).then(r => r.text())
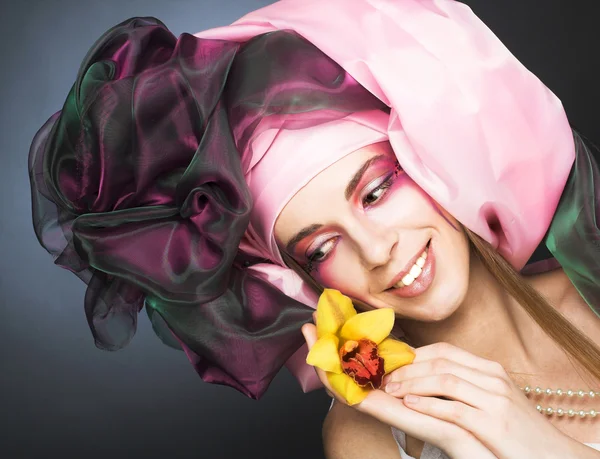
top-left (382, 371), bottom-right (395, 387)
top-left (385, 374), bottom-right (497, 411)
top-left (401, 395), bottom-right (483, 436)
top-left (412, 342), bottom-right (508, 379)
top-left (401, 393), bottom-right (516, 459)
top-left (301, 323), bottom-right (318, 349)
top-left (358, 391), bottom-right (497, 459)
top-left (384, 359), bottom-right (511, 396)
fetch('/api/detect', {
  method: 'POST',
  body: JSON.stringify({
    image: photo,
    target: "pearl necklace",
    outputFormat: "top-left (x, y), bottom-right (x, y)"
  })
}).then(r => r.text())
top-left (520, 385), bottom-right (600, 419)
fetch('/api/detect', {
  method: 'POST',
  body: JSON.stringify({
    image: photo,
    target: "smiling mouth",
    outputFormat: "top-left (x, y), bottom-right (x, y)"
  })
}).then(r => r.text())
top-left (386, 240), bottom-right (431, 290)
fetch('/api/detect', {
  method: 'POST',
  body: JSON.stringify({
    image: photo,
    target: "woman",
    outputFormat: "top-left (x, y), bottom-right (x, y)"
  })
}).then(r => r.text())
top-left (291, 138), bottom-right (600, 458)
top-left (29, 0), bottom-right (600, 457)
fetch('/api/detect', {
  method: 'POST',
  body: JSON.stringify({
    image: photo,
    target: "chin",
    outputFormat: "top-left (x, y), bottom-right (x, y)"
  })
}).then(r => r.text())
top-left (424, 303), bottom-right (460, 322)
top-left (407, 283), bottom-right (465, 322)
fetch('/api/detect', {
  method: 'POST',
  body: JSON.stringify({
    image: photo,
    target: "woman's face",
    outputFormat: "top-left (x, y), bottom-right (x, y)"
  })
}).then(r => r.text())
top-left (274, 141), bottom-right (471, 321)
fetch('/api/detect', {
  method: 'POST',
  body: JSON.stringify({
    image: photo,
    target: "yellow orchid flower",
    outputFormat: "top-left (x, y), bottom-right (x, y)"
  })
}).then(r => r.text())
top-left (306, 289), bottom-right (415, 405)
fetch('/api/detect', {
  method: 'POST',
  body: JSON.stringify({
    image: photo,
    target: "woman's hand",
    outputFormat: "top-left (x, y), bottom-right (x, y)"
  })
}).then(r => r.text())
top-left (381, 340), bottom-right (594, 459)
top-left (302, 323), bottom-right (496, 459)
top-left (303, 323), bottom-right (596, 459)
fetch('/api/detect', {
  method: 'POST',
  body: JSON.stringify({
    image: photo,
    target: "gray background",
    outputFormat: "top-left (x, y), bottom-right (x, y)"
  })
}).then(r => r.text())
top-left (1, 0), bottom-right (598, 458)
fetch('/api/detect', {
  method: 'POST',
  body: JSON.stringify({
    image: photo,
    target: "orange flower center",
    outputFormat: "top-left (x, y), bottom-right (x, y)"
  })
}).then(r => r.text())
top-left (339, 338), bottom-right (384, 389)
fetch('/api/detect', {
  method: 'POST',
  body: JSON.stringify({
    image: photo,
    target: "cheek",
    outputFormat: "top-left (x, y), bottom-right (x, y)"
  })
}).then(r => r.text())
top-left (431, 226), bottom-right (471, 305)
top-left (312, 245), bottom-right (366, 293)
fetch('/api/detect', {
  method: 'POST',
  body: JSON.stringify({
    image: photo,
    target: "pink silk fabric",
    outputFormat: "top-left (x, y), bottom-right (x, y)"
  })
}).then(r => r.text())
top-left (194, 0), bottom-right (576, 392)
top-left (243, 110), bottom-right (389, 266)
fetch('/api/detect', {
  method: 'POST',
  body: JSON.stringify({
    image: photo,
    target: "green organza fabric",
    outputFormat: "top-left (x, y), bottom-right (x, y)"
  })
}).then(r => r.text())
top-left (546, 132), bottom-right (600, 319)
top-left (28, 16), bottom-right (600, 401)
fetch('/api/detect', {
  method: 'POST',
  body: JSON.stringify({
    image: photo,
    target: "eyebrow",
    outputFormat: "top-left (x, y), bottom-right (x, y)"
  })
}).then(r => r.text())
top-left (344, 154), bottom-right (386, 200)
top-left (285, 154), bottom-right (388, 255)
top-left (286, 224), bottom-right (323, 254)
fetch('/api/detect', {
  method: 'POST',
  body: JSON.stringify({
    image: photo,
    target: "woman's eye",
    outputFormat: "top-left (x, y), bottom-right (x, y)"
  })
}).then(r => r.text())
top-left (364, 187), bottom-right (386, 205)
top-left (309, 248), bottom-right (326, 262)
top-left (307, 238), bottom-right (337, 265)
top-left (362, 173), bottom-right (394, 207)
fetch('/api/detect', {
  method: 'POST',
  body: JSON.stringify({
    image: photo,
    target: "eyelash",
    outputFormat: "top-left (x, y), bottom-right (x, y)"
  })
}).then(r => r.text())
top-left (305, 237), bottom-right (338, 273)
top-left (304, 163), bottom-right (402, 273)
top-left (362, 172), bottom-right (394, 207)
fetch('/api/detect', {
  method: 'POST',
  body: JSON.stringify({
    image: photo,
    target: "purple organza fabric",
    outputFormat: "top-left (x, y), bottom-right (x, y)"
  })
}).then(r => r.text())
top-left (28, 16), bottom-right (600, 401)
top-left (29, 17), bottom-right (386, 399)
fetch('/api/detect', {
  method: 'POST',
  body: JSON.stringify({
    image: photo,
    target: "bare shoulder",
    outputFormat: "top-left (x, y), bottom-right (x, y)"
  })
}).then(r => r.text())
top-left (322, 400), bottom-right (402, 459)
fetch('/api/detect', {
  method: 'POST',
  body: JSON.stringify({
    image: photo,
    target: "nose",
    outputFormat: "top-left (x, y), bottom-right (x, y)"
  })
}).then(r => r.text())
top-left (347, 215), bottom-right (397, 270)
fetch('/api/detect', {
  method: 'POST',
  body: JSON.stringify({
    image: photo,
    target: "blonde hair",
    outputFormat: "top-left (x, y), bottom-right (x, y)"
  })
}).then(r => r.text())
top-left (282, 228), bottom-right (600, 384)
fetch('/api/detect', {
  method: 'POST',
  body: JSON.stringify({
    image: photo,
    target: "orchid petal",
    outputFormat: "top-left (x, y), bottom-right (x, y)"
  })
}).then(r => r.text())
top-left (326, 371), bottom-right (370, 406)
top-left (339, 308), bottom-right (394, 344)
top-left (316, 289), bottom-right (357, 338)
top-left (306, 334), bottom-right (343, 374)
top-left (378, 338), bottom-right (415, 374)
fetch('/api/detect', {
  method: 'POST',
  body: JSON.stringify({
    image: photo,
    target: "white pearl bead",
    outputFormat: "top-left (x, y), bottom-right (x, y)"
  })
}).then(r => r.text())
top-left (520, 385), bottom-right (600, 421)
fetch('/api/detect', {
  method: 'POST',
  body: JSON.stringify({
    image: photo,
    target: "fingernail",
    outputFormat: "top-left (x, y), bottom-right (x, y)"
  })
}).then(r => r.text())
top-left (385, 382), bottom-right (401, 393)
top-left (404, 394), bottom-right (420, 404)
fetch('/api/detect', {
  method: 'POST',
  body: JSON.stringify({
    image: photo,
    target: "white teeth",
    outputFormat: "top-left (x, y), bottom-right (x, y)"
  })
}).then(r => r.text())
top-left (409, 264), bottom-right (422, 278)
top-left (392, 244), bottom-right (430, 289)
top-left (401, 273), bottom-right (415, 286)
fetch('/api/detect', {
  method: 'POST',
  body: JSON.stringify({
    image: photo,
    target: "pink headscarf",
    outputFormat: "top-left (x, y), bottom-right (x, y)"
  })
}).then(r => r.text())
top-left (195, 0), bottom-right (575, 392)
top-left (241, 110), bottom-right (390, 265)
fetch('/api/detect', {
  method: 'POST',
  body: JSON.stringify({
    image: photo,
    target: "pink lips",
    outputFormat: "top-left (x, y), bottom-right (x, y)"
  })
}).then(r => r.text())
top-left (386, 239), bottom-right (436, 299)
top-left (386, 240), bottom-right (429, 290)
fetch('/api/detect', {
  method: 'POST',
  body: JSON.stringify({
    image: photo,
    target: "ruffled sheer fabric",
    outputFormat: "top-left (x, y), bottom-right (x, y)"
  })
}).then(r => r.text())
top-left (545, 132), bottom-right (600, 319)
top-left (29, 16), bottom-right (600, 400)
top-left (28, 17), bottom-right (387, 399)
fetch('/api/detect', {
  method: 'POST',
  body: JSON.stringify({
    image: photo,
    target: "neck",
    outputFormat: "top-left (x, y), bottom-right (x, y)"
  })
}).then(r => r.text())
top-left (397, 254), bottom-right (555, 375)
